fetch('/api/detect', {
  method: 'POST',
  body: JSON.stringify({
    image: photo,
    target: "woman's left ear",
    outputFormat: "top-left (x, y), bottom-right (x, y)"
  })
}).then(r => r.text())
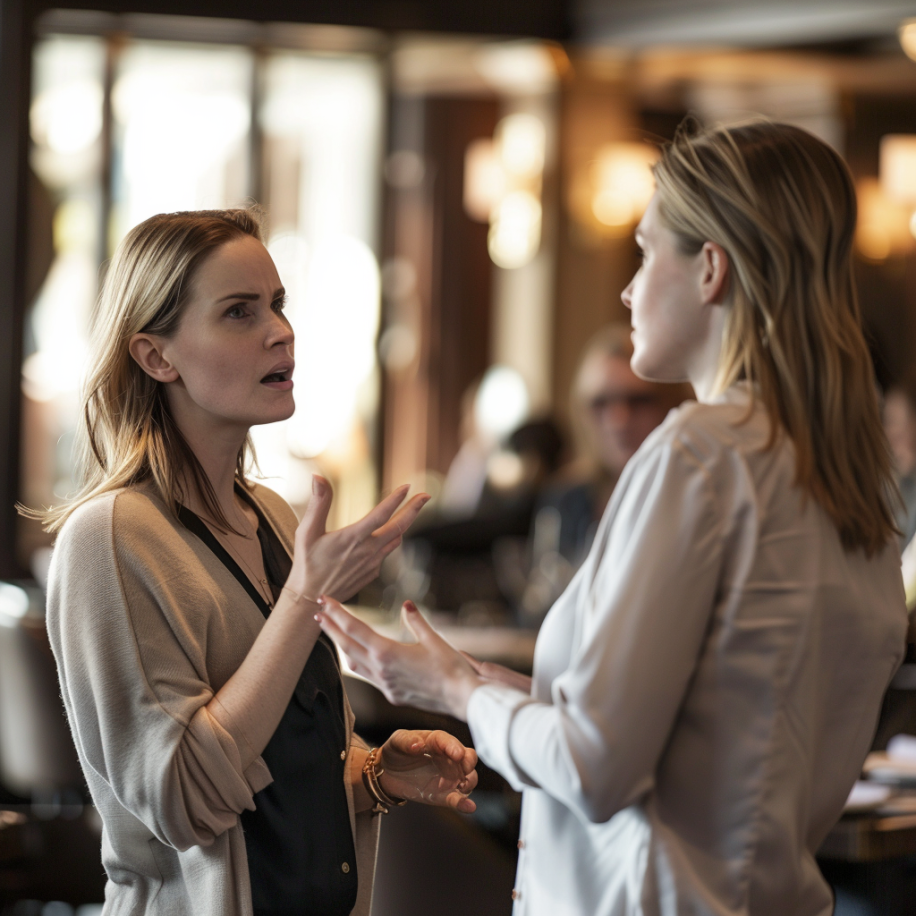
top-left (699, 241), bottom-right (729, 306)
top-left (128, 333), bottom-right (180, 383)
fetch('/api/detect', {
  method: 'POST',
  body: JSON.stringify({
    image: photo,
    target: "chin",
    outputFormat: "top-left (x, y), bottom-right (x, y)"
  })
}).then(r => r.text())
top-left (632, 352), bottom-right (684, 385)
top-left (252, 398), bottom-right (296, 427)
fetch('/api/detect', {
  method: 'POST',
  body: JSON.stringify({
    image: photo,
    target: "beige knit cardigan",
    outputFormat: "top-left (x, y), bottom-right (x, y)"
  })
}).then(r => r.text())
top-left (46, 482), bottom-right (380, 916)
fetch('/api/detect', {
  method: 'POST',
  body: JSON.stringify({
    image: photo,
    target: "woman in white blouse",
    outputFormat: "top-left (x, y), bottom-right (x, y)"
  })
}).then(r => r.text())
top-left (317, 120), bottom-right (909, 915)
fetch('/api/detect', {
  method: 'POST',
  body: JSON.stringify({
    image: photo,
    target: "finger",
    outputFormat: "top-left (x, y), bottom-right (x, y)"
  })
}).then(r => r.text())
top-left (423, 729), bottom-right (465, 762)
top-left (351, 485), bottom-right (411, 537)
top-left (459, 650), bottom-right (485, 674)
top-left (372, 494), bottom-right (431, 544)
top-left (300, 475), bottom-right (333, 546)
top-left (455, 768), bottom-right (479, 795)
top-left (401, 601), bottom-right (452, 651)
top-left (384, 729), bottom-right (425, 757)
top-left (449, 791), bottom-right (476, 813)
top-left (315, 603), bottom-right (376, 670)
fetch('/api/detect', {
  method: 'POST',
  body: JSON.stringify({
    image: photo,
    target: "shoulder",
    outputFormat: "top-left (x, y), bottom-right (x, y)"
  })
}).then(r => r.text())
top-left (56, 487), bottom-right (160, 549)
top-left (55, 485), bottom-right (187, 574)
top-left (638, 387), bottom-right (774, 473)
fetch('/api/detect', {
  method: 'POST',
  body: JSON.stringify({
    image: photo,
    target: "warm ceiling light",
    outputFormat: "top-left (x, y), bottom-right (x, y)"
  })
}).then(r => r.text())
top-left (463, 138), bottom-right (505, 223)
top-left (591, 143), bottom-right (658, 230)
top-left (900, 19), bottom-right (916, 61)
top-left (880, 135), bottom-right (916, 202)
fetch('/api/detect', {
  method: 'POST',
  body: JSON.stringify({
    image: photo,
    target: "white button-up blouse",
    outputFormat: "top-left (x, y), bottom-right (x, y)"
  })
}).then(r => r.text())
top-left (468, 387), bottom-right (907, 916)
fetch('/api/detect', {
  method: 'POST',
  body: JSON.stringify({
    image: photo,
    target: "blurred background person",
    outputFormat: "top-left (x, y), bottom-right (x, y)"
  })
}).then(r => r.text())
top-left (506, 324), bottom-right (692, 625)
top-left (538, 322), bottom-right (692, 566)
top-left (884, 376), bottom-right (916, 550)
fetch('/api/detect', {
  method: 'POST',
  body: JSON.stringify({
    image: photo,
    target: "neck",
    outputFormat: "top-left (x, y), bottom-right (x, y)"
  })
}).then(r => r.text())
top-left (175, 417), bottom-right (250, 527)
top-left (688, 307), bottom-right (727, 403)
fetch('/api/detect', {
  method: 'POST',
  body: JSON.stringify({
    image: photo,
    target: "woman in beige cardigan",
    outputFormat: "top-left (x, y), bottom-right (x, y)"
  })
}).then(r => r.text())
top-left (37, 208), bottom-right (478, 916)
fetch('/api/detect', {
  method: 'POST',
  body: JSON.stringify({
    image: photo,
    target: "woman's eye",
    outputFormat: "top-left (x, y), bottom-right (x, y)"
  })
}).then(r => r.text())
top-left (272, 295), bottom-right (288, 312)
top-left (226, 304), bottom-right (248, 319)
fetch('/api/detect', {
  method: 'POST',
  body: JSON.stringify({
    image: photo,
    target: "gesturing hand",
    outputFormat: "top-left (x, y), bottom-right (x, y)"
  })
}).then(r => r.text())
top-left (378, 729), bottom-right (478, 813)
top-left (286, 476), bottom-right (429, 602)
top-left (316, 598), bottom-right (483, 720)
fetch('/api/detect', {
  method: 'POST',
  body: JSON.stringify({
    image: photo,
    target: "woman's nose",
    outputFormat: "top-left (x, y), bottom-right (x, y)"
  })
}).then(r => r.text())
top-left (621, 279), bottom-right (634, 309)
top-left (266, 312), bottom-right (294, 348)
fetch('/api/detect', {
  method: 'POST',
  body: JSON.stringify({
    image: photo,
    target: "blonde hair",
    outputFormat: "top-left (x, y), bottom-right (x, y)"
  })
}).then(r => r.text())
top-left (28, 208), bottom-right (265, 533)
top-left (653, 119), bottom-right (896, 554)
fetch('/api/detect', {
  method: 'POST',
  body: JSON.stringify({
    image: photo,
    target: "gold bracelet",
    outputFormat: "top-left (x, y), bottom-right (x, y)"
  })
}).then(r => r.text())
top-left (280, 586), bottom-right (321, 606)
top-left (362, 747), bottom-right (406, 815)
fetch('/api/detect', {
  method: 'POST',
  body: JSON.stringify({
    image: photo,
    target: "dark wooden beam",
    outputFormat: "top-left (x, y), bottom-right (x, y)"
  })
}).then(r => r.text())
top-left (0, 0), bottom-right (33, 578)
top-left (33, 0), bottom-right (572, 39)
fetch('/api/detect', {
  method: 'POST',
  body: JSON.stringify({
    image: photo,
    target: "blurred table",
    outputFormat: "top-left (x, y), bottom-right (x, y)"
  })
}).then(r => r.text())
top-left (820, 811), bottom-right (916, 862)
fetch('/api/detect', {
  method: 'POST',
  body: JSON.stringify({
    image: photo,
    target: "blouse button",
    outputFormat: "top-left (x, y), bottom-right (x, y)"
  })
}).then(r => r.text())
top-left (511, 889), bottom-right (521, 901)
top-left (340, 749), bottom-right (347, 760)
top-left (341, 862), bottom-right (351, 874)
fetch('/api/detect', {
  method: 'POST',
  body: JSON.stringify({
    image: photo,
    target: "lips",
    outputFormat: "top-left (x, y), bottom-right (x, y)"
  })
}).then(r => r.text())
top-left (260, 362), bottom-right (294, 384)
top-left (260, 362), bottom-right (294, 389)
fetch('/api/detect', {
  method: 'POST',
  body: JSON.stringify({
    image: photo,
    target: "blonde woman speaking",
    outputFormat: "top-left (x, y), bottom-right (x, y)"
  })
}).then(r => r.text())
top-left (36, 209), bottom-right (477, 916)
top-left (317, 121), bottom-right (908, 916)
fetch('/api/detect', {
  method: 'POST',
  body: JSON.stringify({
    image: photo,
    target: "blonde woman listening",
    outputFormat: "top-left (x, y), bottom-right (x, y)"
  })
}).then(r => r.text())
top-left (33, 209), bottom-right (477, 916)
top-left (317, 121), bottom-right (908, 916)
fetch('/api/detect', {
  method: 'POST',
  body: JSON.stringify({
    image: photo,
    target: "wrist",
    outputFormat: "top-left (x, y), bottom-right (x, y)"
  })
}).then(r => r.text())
top-left (280, 585), bottom-right (321, 607)
top-left (446, 670), bottom-right (484, 721)
top-left (362, 746), bottom-right (406, 815)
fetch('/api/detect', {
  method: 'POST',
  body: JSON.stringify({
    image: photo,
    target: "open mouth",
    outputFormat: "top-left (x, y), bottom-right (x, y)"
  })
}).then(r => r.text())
top-left (260, 365), bottom-right (294, 389)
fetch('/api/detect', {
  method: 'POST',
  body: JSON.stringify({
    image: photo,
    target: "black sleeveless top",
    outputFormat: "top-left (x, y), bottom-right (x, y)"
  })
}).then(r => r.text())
top-left (179, 489), bottom-right (358, 916)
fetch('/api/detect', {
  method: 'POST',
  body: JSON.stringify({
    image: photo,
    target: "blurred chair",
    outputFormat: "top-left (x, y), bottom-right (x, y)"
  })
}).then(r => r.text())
top-left (0, 583), bottom-right (82, 801)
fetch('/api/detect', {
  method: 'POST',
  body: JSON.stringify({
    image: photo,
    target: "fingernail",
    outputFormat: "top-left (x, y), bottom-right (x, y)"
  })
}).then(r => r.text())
top-left (314, 613), bottom-right (323, 623)
top-left (404, 600), bottom-right (418, 613)
top-left (316, 595), bottom-right (325, 605)
top-left (312, 475), bottom-right (321, 496)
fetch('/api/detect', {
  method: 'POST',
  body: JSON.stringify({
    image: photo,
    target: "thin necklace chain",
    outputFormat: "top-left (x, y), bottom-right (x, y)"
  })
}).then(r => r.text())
top-left (206, 506), bottom-right (275, 609)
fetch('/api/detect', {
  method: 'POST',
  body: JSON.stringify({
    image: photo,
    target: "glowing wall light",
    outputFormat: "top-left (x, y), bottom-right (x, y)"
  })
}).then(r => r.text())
top-left (591, 143), bottom-right (658, 232)
top-left (463, 138), bottom-right (505, 223)
top-left (488, 191), bottom-right (542, 269)
top-left (881, 135), bottom-right (916, 205)
top-left (900, 19), bottom-right (916, 61)
top-left (463, 112), bottom-right (546, 269)
top-left (474, 365), bottom-right (530, 440)
top-left (855, 177), bottom-right (912, 261)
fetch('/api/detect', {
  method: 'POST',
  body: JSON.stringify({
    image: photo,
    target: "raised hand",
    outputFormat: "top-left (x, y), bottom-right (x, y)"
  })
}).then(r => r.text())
top-left (286, 476), bottom-right (429, 602)
top-left (378, 729), bottom-right (478, 813)
top-left (316, 598), bottom-right (483, 720)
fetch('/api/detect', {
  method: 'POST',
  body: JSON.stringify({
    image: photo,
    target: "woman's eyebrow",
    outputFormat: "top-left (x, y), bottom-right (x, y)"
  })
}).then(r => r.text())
top-left (217, 291), bottom-right (259, 302)
top-left (216, 287), bottom-right (285, 302)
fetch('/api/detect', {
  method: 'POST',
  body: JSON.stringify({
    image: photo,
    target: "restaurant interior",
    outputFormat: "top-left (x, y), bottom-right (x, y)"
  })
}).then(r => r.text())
top-left (5, 0), bottom-right (916, 913)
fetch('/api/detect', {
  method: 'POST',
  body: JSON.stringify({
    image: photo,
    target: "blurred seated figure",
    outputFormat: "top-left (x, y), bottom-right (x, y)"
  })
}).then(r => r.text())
top-left (403, 415), bottom-right (564, 621)
top-left (884, 377), bottom-right (916, 550)
top-left (500, 325), bottom-right (691, 625)
top-left (540, 323), bottom-right (692, 565)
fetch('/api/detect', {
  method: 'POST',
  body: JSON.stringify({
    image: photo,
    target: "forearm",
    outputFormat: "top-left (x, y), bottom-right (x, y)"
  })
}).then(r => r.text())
top-left (209, 590), bottom-right (321, 769)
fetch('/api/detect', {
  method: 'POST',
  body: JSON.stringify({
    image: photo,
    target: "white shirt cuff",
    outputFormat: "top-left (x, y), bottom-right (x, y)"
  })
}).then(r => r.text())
top-left (467, 683), bottom-right (538, 792)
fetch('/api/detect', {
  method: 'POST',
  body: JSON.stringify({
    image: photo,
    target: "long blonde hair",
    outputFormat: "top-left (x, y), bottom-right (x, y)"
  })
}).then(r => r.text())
top-left (653, 119), bottom-right (896, 554)
top-left (28, 208), bottom-right (264, 533)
